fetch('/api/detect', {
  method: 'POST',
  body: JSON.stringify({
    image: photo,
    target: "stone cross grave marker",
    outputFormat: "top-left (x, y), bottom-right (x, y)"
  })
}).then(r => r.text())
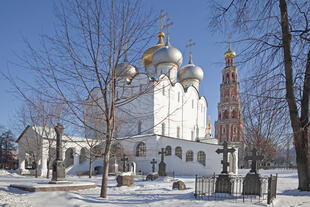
top-left (216, 141), bottom-right (235, 174)
top-left (158, 148), bottom-right (167, 176)
top-left (151, 158), bottom-right (157, 173)
top-left (50, 123), bottom-right (67, 183)
top-left (121, 155), bottom-right (128, 172)
top-left (245, 148), bottom-right (264, 174)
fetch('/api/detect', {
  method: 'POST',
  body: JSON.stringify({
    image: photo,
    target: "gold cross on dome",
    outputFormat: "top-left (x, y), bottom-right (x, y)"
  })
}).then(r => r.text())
top-left (156, 9), bottom-right (167, 33)
top-left (164, 17), bottom-right (173, 40)
top-left (186, 39), bottom-right (196, 56)
top-left (228, 33), bottom-right (232, 49)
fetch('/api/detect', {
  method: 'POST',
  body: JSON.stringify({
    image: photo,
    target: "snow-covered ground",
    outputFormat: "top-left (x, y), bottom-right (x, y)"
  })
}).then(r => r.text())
top-left (0, 169), bottom-right (309, 207)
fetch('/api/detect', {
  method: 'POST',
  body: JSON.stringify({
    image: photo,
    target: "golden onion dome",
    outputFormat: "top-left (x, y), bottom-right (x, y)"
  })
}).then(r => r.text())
top-left (224, 47), bottom-right (236, 59)
top-left (142, 32), bottom-right (165, 68)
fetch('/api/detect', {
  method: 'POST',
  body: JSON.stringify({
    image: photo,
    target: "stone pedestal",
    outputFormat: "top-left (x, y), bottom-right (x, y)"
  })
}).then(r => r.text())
top-left (146, 173), bottom-right (159, 181)
top-left (50, 160), bottom-right (67, 183)
top-left (116, 175), bottom-right (134, 187)
top-left (215, 174), bottom-right (234, 194)
top-left (158, 162), bottom-right (167, 176)
top-left (172, 180), bottom-right (186, 190)
top-left (243, 173), bottom-right (262, 196)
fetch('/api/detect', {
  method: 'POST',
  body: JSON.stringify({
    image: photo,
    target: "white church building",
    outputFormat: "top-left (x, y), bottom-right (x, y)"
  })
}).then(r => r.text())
top-left (16, 24), bottom-right (239, 177)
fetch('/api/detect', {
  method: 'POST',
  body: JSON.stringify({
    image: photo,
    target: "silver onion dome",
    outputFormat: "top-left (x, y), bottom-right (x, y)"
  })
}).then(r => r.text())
top-left (177, 56), bottom-right (203, 82)
top-left (116, 56), bottom-right (138, 80)
top-left (152, 40), bottom-right (183, 68)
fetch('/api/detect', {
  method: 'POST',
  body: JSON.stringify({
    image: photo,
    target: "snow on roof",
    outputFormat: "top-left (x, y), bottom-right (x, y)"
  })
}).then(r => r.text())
top-left (17, 125), bottom-right (85, 143)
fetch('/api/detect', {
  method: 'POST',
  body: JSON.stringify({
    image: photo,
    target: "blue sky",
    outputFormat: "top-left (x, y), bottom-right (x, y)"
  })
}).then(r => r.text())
top-left (0, 0), bottom-right (238, 135)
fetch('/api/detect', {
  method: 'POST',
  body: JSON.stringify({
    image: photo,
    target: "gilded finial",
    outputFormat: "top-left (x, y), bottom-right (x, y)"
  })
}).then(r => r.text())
top-left (224, 33), bottom-right (236, 59)
top-left (206, 115), bottom-right (212, 130)
top-left (186, 39), bottom-right (196, 64)
top-left (228, 33), bottom-right (232, 50)
top-left (155, 10), bottom-right (167, 45)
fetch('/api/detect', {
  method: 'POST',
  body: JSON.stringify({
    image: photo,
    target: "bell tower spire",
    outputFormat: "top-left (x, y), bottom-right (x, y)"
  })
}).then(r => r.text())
top-left (215, 42), bottom-right (244, 143)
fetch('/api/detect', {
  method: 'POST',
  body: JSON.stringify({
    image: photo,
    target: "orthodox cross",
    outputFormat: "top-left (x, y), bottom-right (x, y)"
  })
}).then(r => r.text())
top-left (158, 148), bottom-right (166, 163)
top-left (55, 123), bottom-right (64, 161)
top-left (186, 39), bottom-right (196, 57)
top-left (150, 158), bottom-right (157, 173)
top-left (216, 141), bottom-right (235, 174)
top-left (245, 148), bottom-right (264, 174)
top-left (121, 154), bottom-right (128, 172)
top-left (156, 9), bottom-right (167, 33)
top-left (228, 33), bottom-right (232, 50)
top-left (163, 17), bottom-right (173, 41)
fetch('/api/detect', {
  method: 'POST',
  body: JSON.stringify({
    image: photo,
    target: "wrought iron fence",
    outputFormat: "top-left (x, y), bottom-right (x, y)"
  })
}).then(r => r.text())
top-left (194, 173), bottom-right (277, 204)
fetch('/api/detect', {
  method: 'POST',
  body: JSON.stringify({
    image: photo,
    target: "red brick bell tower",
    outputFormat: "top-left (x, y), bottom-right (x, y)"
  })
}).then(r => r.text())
top-left (214, 43), bottom-right (244, 143)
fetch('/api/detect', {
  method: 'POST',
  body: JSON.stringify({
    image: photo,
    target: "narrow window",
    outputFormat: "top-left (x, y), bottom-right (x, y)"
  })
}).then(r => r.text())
top-left (162, 84), bottom-right (165, 96)
top-left (138, 121), bottom-right (142, 135)
top-left (165, 146), bottom-right (172, 156)
top-left (162, 123), bottom-right (165, 136)
top-left (177, 126), bottom-right (180, 138)
top-left (178, 92), bottom-right (180, 102)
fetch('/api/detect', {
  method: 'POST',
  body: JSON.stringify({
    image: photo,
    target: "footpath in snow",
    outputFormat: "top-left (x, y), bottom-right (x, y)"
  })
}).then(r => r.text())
top-left (0, 169), bottom-right (310, 207)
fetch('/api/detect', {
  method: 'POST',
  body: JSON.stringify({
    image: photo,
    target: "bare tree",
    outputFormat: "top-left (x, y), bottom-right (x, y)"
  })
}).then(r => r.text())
top-left (241, 74), bottom-right (290, 162)
top-left (210, 0), bottom-right (310, 190)
top-left (5, 0), bottom-right (154, 198)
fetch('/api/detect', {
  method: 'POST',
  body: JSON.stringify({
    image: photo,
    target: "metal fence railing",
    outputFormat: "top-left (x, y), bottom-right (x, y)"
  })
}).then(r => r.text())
top-left (194, 173), bottom-right (277, 204)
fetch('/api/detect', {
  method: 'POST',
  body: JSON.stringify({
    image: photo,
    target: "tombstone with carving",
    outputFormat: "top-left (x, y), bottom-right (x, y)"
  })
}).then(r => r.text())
top-left (243, 148), bottom-right (264, 196)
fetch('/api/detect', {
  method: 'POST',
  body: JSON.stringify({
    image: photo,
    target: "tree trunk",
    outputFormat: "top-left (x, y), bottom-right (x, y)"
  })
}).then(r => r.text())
top-left (46, 159), bottom-right (50, 179)
top-left (279, 0), bottom-right (310, 190)
top-left (35, 161), bottom-right (39, 178)
top-left (89, 157), bottom-right (93, 178)
top-left (100, 151), bottom-right (110, 198)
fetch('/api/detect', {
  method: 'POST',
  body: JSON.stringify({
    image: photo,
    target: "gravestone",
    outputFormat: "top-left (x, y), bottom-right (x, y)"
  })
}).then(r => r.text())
top-left (116, 175), bottom-right (134, 187)
top-left (49, 123), bottom-right (68, 184)
top-left (146, 158), bottom-right (158, 181)
top-left (215, 141), bottom-right (236, 194)
top-left (151, 158), bottom-right (157, 173)
top-left (158, 148), bottom-right (167, 176)
top-left (243, 148), bottom-right (264, 196)
top-left (129, 161), bottom-right (136, 175)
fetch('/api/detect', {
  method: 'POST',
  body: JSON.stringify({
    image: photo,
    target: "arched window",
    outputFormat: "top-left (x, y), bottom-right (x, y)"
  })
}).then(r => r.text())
top-left (79, 147), bottom-right (88, 164)
top-left (175, 146), bottom-right (182, 159)
top-left (226, 73), bottom-right (229, 83)
top-left (197, 151), bottom-right (206, 166)
top-left (218, 112), bottom-right (221, 120)
top-left (136, 142), bottom-right (146, 157)
top-left (224, 110), bottom-right (229, 119)
top-left (138, 121), bottom-right (142, 135)
top-left (64, 148), bottom-right (74, 167)
top-left (162, 123), bottom-right (165, 136)
top-left (232, 110), bottom-right (237, 119)
top-left (165, 146), bottom-right (172, 156)
top-left (232, 73), bottom-right (235, 82)
top-left (186, 150), bottom-right (193, 162)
